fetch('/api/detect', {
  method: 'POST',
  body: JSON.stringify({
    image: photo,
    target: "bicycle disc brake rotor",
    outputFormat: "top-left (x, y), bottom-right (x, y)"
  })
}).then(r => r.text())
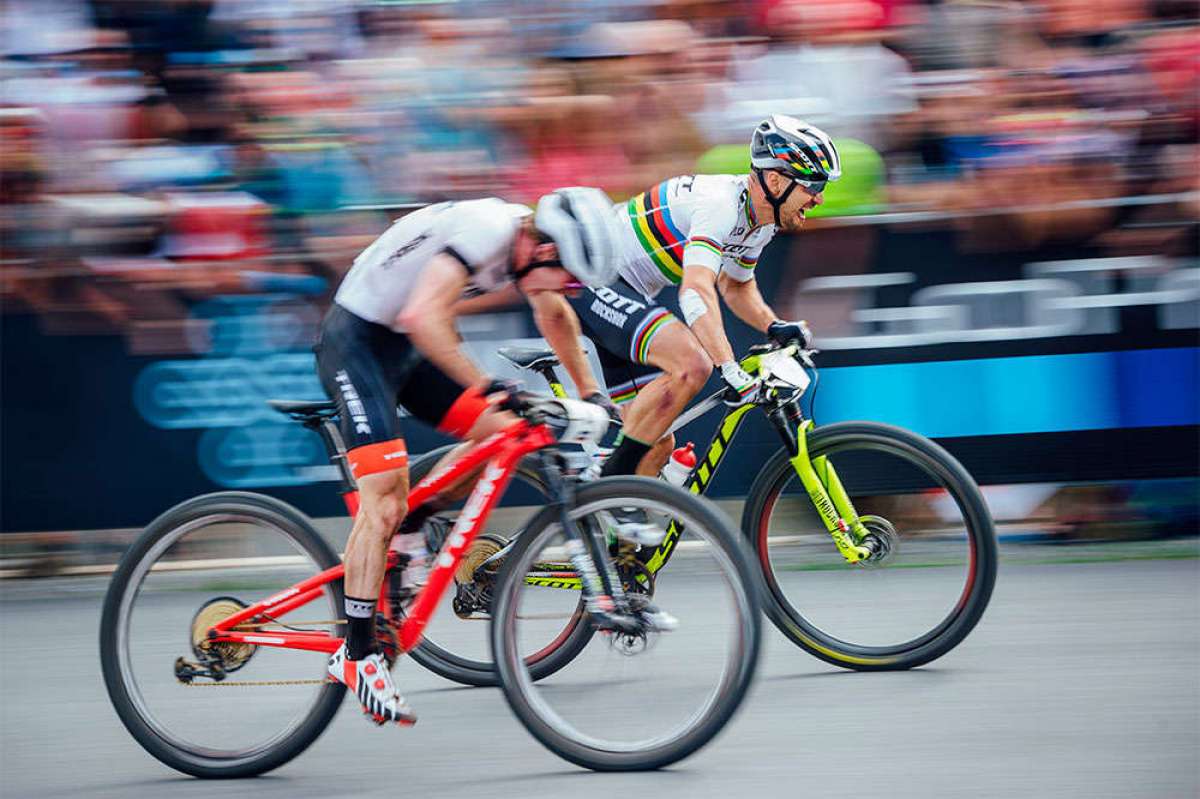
top-left (190, 596), bottom-right (257, 672)
top-left (859, 514), bottom-right (899, 567)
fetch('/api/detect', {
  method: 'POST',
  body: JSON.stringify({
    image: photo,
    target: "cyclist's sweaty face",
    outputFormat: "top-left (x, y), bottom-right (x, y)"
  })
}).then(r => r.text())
top-left (514, 227), bottom-right (580, 296)
top-left (772, 172), bottom-right (824, 231)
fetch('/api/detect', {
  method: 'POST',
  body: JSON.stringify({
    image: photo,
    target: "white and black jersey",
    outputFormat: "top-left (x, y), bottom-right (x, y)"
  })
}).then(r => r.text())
top-left (334, 198), bottom-right (531, 331)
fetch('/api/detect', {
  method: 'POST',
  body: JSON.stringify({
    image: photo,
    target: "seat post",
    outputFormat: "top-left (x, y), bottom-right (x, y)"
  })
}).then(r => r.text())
top-left (308, 418), bottom-right (356, 496)
top-left (535, 365), bottom-right (562, 392)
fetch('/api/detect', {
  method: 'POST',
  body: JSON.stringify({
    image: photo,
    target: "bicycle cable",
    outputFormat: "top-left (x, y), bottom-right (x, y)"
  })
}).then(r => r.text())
top-left (807, 366), bottom-right (821, 424)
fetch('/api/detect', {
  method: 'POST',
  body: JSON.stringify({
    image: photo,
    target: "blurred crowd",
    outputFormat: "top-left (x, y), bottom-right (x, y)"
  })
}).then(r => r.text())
top-left (1, 0), bottom-right (1197, 344)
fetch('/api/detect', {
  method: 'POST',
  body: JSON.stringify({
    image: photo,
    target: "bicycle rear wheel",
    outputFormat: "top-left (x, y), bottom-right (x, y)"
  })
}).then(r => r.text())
top-left (99, 492), bottom-right (345, 778)
top-left (403, 446), bottom-right (593, 687)
top-left (492, 477), bottom-right (761, 771)
top-left (743, 421), bottom-right (997, 671)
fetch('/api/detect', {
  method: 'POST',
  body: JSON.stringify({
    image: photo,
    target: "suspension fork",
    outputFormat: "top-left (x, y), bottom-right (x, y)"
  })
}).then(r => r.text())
top-left (765, 403), bottom-right (871, 564)
top-left (535, 452), bottom-right (627, 609)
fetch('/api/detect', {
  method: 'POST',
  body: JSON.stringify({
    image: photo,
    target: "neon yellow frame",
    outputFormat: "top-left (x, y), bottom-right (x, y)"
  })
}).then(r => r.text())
top-left (518, 355), bottom-right (869, 591)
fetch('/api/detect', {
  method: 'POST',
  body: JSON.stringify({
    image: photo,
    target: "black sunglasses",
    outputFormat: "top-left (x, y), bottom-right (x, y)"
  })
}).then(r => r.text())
top-left (772, 170), bottom-right (826, 196)
top-left (792, 178), bottom-right (826, 195)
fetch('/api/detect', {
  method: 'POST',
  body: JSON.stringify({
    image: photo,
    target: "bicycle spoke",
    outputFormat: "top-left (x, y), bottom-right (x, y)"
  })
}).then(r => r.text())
top-left (748, 423), bottom-right (996, 667)
top-left (103, 505), bottom-right (342, 772)
top-left (494, 481), bottom-right (760, 769)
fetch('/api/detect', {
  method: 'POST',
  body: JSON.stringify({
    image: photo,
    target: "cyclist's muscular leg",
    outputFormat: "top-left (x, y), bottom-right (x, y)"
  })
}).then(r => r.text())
top-left (332, 459), bottom-right (419, 726)
top-left (616, 402), bottom-right (675, 477)
top-left (397, 390), bottom-right (521, 535)
top-left (339, 442), bottom-right (410, 664)
top-left (343, 466), bottom-right (409, 601)
top-left (608, 324), bottom-right (710, 477)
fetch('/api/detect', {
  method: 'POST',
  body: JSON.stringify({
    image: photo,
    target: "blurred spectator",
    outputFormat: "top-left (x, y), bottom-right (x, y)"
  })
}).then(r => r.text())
top-left (728, 0), bottom-right (917, 151)
top-left (501, 65), bottom-right (631, 203)
top-left (0, 0), bottom-right (1193, 338)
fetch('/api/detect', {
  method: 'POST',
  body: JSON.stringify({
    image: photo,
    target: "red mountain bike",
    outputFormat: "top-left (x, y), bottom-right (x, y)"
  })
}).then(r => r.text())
top-left (100, 391), bottom-right (761, 776)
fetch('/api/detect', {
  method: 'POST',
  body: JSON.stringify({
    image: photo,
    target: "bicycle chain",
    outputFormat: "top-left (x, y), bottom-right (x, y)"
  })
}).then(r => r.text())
top-left (182, 618), bottom-right (353, 687)
top-left (181, 677), bottom-right (329, 687)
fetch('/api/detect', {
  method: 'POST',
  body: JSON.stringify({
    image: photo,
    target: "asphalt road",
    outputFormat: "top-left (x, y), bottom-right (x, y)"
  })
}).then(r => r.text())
top-left (2, 554), bottom-right (1198, 799)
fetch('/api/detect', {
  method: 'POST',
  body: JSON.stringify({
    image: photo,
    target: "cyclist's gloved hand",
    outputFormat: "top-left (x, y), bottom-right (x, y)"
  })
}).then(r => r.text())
top-left (479, 377), bottom-right (521, 399)
top-left (766, 319), bottom-right (813, 349)
top-left (719, 361), bottom-right (761, 407)
top-left (479, 378), bottom-right (526, 412)
top-left (583, 391), bottom-right (623, 427)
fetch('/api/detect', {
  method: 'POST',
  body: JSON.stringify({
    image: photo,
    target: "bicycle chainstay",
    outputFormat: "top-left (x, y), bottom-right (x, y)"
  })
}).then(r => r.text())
top-left (178, 617), bottom-right (344, 687)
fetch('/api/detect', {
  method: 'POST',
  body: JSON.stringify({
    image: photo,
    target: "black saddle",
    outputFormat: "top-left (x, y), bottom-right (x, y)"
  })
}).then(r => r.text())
top-left (497, 346), bottom-right (559, 371)
top-left (268, 399), bottom-right (338, 422)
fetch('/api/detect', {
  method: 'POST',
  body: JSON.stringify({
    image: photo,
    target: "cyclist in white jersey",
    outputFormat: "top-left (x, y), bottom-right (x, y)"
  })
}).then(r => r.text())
top-left (567, 115), bottom-right (842, 480)
top-left (316, 188), bottom-right (632, 726)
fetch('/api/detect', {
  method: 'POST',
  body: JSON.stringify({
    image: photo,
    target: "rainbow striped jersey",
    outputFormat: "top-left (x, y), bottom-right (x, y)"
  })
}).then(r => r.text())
top-left (616, 174), bottom-right (775, 299)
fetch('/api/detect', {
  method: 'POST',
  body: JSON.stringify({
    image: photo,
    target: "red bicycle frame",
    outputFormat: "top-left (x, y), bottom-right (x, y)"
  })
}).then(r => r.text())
top-left (207, 420), bottom-right (556, 655)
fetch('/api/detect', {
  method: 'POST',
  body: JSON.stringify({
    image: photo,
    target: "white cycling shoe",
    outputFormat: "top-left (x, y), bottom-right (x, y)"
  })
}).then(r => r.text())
top-left (327, 644), bottom-right (417, 727)
top-left (601, 506), bottom-right (667, 547)
top-left (639, 603), bottom-right (679, 632)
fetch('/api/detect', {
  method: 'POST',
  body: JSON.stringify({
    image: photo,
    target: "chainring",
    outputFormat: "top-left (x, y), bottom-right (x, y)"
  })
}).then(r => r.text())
top-left (615, 543), bottom-right (656, 596)
top-left (190, 596), bottom-right (256, 673)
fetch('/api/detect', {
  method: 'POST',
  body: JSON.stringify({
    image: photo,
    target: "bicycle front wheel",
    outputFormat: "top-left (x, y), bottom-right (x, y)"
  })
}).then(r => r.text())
top-left (99, 492), bottom-right (345, 778)
top-left (743, 421), bottom-right (997, 671)
top-left (491, 477), bottom-right (761, 771)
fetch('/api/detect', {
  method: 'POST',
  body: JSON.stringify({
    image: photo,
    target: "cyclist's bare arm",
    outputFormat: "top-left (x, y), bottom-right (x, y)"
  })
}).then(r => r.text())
top-left (679, 265), bottom-right (736, 365)
top-left (396, 253), bottom-right (487, 388)
top-left (452, 284), bottom-right (523, 316)
top-left (526, 290), bottom-right (602, 397)
top-left (717, 273), bottom-right (775, 333)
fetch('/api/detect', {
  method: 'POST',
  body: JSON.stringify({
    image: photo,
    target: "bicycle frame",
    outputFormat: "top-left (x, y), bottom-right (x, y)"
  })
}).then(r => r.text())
top-left (538, 349), bottom-right (873, 574)
top-left (206, 421), bottom-right (557, 656)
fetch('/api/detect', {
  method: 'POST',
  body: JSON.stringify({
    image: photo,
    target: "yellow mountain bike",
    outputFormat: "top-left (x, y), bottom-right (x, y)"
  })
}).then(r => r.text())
top-left (409, 341), bottom-right (996, 684)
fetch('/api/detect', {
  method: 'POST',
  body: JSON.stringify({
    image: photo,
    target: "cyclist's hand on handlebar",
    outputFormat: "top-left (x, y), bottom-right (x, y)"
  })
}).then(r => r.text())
top-left (478, 377), bottom-right (528, 412)
top-left (480, 377), bottom-right (521, 399)
top-left (719, 361), bottom-right (762, 407)
top-left (583, 391), bottom-right (623, 427)
top-left (766, 319), bottom-right (813, 350)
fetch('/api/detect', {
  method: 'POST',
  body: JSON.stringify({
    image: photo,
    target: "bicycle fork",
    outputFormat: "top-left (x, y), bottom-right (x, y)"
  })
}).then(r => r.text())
top-left (767, 406), bottom-right (874, 564)
top-left (535, 453), bottom-right (638, 630)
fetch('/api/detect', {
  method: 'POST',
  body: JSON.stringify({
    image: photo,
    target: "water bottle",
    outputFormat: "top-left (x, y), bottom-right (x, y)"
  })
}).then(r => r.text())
top-left (660, 442), bottom-right (696, 487)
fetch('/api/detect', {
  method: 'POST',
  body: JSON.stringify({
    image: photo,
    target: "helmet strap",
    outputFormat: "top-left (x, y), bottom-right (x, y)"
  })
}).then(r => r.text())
top-left (754, 168), bottom-right (797, 227)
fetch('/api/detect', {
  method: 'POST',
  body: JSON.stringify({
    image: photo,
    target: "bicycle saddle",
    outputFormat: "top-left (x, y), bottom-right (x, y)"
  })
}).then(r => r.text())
top-left (268, 399), bottom-right (338, 420)
top-left (497, 347), bottom-right (559, 371)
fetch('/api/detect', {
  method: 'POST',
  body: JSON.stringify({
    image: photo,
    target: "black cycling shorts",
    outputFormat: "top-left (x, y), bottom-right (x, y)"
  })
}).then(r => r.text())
top-left (566, 278), bottom-right (676, 404)
top-left (314, 304), bottom-right (472, 450)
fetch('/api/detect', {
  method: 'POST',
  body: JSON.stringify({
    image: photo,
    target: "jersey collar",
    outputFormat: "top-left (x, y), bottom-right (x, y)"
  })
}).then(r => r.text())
top-left (743, 177), bottom-right (761, 229)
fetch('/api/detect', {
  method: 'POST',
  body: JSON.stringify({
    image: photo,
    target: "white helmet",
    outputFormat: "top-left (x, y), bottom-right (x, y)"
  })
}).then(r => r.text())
top-left (749, 115), bottom-right (841, 226)
top-left (750, 114), bottom-right (842, 183)
top-left (533, 187), bottom-right (620, 287)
